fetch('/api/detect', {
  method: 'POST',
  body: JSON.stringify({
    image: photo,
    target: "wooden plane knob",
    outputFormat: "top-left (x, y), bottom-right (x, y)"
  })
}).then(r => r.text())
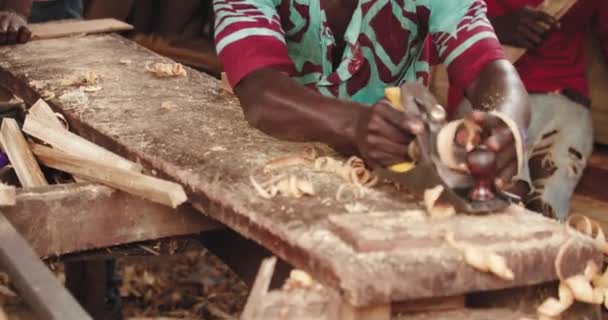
top-left (467, 147), bottom-right (496, 202)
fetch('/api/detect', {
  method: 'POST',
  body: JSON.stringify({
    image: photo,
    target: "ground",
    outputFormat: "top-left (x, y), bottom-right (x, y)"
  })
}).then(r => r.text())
top-left (1, 248), bottom-right (248, 320)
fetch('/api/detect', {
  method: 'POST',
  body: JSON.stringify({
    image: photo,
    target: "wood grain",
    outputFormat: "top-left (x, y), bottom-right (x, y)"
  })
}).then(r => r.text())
top-left (0, 35), bottom-right (601, 306)
top-left (30, 144), bottom-right (187, 208)
top-left (29, 18), bottom-right (133, 41)
top-left (0, 118), bottom-right (48, 187)
top-left (23, 114), bottom-right (142, 172)
top-left (3, 183), bottom-right (217, 257)
top-left (28, 99), bottom-right (65, 131)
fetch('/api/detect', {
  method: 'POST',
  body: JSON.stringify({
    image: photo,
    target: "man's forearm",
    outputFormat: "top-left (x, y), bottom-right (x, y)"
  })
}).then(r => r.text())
top-left (465, 60), bottom-right (531, 130)
top-left (2, 0), bottom-right (33, 17)
top-left (234, 68), bottom-right (361, 153)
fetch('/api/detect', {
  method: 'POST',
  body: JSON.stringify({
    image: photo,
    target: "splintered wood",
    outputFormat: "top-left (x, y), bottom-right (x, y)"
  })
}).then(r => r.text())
top-left (241, 257), bottom-right (277, 320)
top-left (0, 118), bottom-right (48, 187)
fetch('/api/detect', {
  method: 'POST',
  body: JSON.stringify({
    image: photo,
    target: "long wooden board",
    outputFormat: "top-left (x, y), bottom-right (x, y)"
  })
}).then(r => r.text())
top-left (29, 18), bottom-right (133, 41)
top-left (0, 35), bottom-right (600, 307)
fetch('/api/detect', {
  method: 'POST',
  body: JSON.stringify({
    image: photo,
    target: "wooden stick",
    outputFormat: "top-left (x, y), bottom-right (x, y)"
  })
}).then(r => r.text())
top-left (0, 119), bottom-right (48, 187)
top-left (0, 183), bottom-right (16, 206)
top-left (504, 0), bottom-right (578, 62)
top-left (28, 99), bottom-right (65, 131)
top-left (23, 115), bottom-right (142, 172)
top-left (29, 18), bottom-right (134, 41)
top-left (30, 144), bottom-right (187, 208)
top-left (241, 257), bottom-right (277, 320)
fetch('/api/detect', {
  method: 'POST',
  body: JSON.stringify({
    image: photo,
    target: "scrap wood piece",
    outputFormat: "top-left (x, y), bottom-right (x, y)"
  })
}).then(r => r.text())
top-left (241, 257), bottom-right (277, 320)
top-left (23, 114), bottom-right (142, 172)
top-left (0, 118), bottom-right (48, 187)
top-left (0, 183), bottom-right (16, 206)
top-left (29, 18), bottom-right (133, 41)
top-left (30, 144), bottom-right (187, 208)
top-left (28, 99), bottom-right (66, 131)
top-left (145, 62), bottom-right (187, 78)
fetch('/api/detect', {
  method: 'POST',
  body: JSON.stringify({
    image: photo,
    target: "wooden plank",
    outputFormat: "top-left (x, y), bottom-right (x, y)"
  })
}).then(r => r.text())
top-left (3, 183), bottom-right (217, 257)
top-left (503, 0), bottom-right (578, 63)
top-left (0, 35), bottom-right (601, 307)
top-left (23, 115), bottom-right (142, 172)
top-left (0, 213), bottom-right (92, 320)
top-left (340, 304), bottom-right (390, 320)
top-left (0, 118), bottom-right (48, 187)
top-left (30, 144), bottom-right (187, 208)
top-left (242, 257), bottom-right (277, 320)
top-left (29, 18), bottom-right (133, 41)
top-left (0, 182), bottom-right (16, 206)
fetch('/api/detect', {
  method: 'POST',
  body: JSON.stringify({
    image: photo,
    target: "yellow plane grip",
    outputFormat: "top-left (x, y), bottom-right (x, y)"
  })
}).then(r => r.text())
top-left (384, 87), bottom-right (415, 173)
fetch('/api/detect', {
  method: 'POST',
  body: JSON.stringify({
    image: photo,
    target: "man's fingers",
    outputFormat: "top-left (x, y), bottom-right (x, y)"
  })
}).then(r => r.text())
top-left (366, 135), bottom-right (409, 161)
top-left (6, 26), bottom-right (17, 45)
top-left (485, 127), bottom-right (514, 152)
top-left (495, 144), bottom-right (517, 173)
top-left (375, 100), bottom-right (424, 135)
top-left (517, 24), bottom-right (543, 46)
top-left (531, 10), bottom-right (560, 29)
top-left (494, 161), bottom-right (518, 190)
top-left (368, 148), bottom-right (406, 167)
top-left (17, 26), bottom-right (31, 44)
top-left (369, 103), bottom-right (412, 144)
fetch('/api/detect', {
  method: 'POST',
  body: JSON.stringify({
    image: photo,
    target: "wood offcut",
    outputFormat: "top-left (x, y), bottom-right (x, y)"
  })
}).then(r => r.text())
top-left (0, 118), bottom-right (48, 187)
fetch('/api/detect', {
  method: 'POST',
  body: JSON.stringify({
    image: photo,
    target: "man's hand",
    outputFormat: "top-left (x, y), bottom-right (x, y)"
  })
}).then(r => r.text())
top-left (354, 100), bottom-right (423, 167)
top-left (457, 110), bottom-right (519, 191)
top-left (0, 11), bottom-right (31, 45)
top-left (490, 7), bottom-right (559, 49)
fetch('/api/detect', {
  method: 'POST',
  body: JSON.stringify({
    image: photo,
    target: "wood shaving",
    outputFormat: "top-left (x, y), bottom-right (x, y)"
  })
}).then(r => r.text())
top-left (436, 120), bottom-right (468, 172)
top-left (462, 118), bottom-right (482, 152)
top-left (335, 183), bottom-right (365, 202)
top-left (423, 185), bottom-right (455, 219)
top-left (60, 70), bottom-right (99, 87)
top-left (119, 59), bottom-right (133, 65)
top-left (263, 156), bottom-right (313, 173)
top-left (445, 232), bottom-right (514, 281)
top-left (566, 214), bottom-right (608, 254)
top-left (83, 85), bottom-right (102, 92)
top-left (250, 174), bottom-right (314, 199)
top-left (146, 62), bottom-right (187, 78)
top-left (314, 156), bottom-right (377, 187)
top-left (161, 101), bottom-right (177, 112)
top-left (41, 90), bottom-right (55, 100)
top-left (282, 270), bottom-right (322, 292)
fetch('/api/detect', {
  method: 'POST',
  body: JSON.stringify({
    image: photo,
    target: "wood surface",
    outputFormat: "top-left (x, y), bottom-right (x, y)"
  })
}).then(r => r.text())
top-left (0, 213), bottom-right (92, 320)
top-left (0, 35), bottom-right (601, 306)
top-left (29, 18), bottom-right (133, 41)
top-left (28, 99), bottom-right (66, 131)
top-left (2, 183), bottom-right (217, 257)
top-left (23, 114), bottom-right (142, 172)
top-left (0, 118), bottom-right (48, 187)
top-left (0, 182), bottom-right (16, 206)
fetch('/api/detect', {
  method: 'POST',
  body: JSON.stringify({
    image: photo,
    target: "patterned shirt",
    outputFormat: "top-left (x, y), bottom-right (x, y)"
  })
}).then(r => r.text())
top-left (214, 0), bottom-right (505, 105)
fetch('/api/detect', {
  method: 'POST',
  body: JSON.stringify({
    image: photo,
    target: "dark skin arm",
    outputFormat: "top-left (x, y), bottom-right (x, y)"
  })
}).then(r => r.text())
top-left (490, 6), bottom-right (559, 50)
top-left (235, 59), bottom-right (530, 190)
top-left (0, 0), bottom-right (33, 45)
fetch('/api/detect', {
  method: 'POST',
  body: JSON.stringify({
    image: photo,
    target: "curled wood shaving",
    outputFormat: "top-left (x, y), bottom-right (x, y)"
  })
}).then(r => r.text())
top-left (462, 118), bottom-right (482, 152)
top-left (60, 70), bottom-right (100, 87)
top-left (146, 62), bottom-right (187, 78)
top-left (250, 174), bottom-right (314, 199)
top-left (263, 156), bottom-right (313, 173)
top-left (436, 120), bottom-right (468, 172)
top-left (423, 185), bottom-right (455, 219)
top-left (537, 283), bottom-right (574, 317)
top-left (282, 270), bottom-right (322, 292)
top-left (314, 156), bottom-right (377, 187)
top-left (566, 214), bottom-right (608, 254)
top-left (335, 183), bottom-right (365, 202)
top-left (445, 232), bottom-right (514, 280)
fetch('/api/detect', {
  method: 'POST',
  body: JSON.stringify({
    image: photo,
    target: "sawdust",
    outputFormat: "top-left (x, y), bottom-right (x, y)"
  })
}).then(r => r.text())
top-left (120, 59), bottom-right (133, 65)
top-left (161, 101), bottom-right (177, 112)
top-left (60, 70), bottom-right (100, 87)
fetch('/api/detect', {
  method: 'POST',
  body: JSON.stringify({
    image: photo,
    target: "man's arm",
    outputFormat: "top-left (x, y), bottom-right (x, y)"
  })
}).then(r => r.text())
top-left (426, 0), bottom-right (531, 187)
top-left (0, 0), bottom-right (33, 45)
top-left (215, 0), bottom-right (422, 167)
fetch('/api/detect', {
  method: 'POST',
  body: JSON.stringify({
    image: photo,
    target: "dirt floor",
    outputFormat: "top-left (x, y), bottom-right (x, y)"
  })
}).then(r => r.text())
top-left (1, 248), bottom-right (248, 320)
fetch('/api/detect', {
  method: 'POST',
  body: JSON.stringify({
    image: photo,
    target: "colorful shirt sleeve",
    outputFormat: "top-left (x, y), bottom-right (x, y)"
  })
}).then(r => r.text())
top-left (213, 0), bottom-right (294, 87)
top-left (421, 0), bottom-right (505, 91)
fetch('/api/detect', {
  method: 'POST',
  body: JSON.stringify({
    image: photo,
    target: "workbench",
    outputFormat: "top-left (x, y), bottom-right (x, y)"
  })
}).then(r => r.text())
top-left (0, 34), bottom-right (603, 318)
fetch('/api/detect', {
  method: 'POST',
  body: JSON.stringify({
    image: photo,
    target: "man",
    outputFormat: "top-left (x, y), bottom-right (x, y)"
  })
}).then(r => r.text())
top-left (0, 0), bottom-right (83, 45)
top-left (215, 0), bottom-right (529, 190)
top-left (450, 0), bottom-right (608, 220)
top-left (207, 0), bottom-right (531, 285)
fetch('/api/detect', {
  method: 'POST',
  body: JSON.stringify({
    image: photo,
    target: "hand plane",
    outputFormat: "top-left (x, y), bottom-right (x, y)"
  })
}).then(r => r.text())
top-left (374, 84), bottom-right (517, 214)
